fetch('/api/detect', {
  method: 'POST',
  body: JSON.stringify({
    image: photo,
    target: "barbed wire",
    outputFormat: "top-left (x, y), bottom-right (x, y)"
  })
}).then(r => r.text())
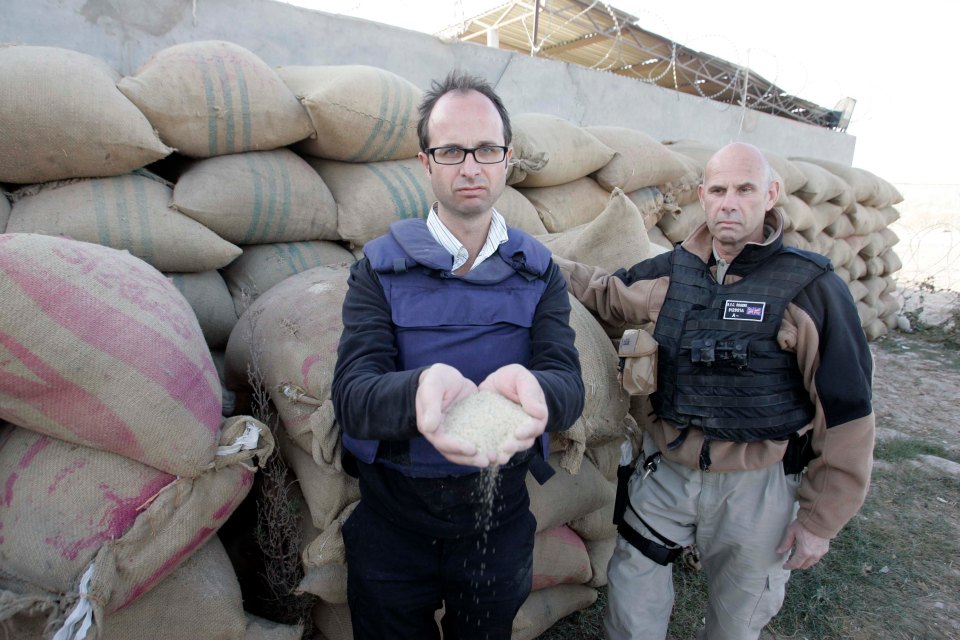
top-left (891, 220), bottom-right (960, 294)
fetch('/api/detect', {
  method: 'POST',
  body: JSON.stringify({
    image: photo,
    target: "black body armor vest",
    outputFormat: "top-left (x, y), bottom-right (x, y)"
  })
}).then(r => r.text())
top-left (651, 245), bottom-right (830, 443)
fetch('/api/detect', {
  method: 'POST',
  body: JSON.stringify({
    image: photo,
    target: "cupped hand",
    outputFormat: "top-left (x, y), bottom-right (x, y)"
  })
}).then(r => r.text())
top-left (479, 364), bottom-right (548, 464)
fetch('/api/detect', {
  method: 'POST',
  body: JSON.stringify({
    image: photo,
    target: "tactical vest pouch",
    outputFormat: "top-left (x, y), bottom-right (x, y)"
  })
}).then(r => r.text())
top-left (617, 329), bottom-right (658, 395)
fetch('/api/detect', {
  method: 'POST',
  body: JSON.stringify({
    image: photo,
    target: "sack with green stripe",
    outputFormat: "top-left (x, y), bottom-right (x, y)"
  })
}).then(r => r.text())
top-left (171, 148), bottom-right (338, 244)
top-left (167, 270), bottom-right (239, 350)
top-left (278, 64), bottom-right (421, 163)
top-left (309, 157), bottom-right (435, 248)
top-left (0, 45), bottom-right (172, 185)
top-left (118, 40), bottom-right (313, 158)
top-left (221, 240), bottom-right (355, 315)
top-left (7, 174), bottom-right (241, 272)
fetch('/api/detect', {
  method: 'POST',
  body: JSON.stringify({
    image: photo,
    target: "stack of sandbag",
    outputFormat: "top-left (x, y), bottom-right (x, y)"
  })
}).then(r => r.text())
top-left (509, 113), bottom-right (616, 234)
top-left (0, 233), bottom-right (278, 639)
top-left (117, 40), bottom-right (343, 338)
top-left (788, 157), bottom-right (905, 339)
top-left (0, 45), bottom-right (172, 184)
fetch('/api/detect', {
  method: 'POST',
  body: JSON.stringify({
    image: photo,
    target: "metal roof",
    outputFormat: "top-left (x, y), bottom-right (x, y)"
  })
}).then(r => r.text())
top-left (436, 0), bottom-right (853, 131)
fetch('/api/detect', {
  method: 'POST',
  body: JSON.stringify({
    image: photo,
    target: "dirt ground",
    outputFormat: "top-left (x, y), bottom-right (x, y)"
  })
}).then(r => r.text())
top-left (870, 331), bottom-right (960, 454)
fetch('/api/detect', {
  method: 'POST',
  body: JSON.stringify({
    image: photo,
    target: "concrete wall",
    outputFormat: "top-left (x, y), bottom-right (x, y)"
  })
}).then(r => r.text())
top-left (1, 0), bottom-right (855, 164)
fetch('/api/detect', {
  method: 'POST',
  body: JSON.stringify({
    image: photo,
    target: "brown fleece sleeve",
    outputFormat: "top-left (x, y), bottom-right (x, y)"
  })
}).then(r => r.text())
top-left (783, 304), bottom-right (875, 539)
top-left (554, 255), bottom-right (667, 328)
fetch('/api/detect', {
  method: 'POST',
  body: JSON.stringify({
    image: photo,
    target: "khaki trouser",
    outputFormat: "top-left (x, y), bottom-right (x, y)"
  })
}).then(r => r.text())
top-left (604, 436), bottom-right (800, 640)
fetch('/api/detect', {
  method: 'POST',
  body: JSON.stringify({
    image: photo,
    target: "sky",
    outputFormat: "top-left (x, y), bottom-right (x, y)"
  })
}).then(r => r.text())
top-left (281, 0), bottom-right (957, 187)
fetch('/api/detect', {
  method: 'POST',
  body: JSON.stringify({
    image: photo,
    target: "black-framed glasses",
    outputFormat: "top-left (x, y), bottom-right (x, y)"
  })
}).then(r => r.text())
top-left (426, 145), bottom-right (509, 165)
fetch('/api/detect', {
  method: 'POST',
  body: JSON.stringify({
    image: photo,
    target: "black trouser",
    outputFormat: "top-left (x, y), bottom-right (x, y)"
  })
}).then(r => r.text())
top-left (342, 488), bottom-right (535, 639)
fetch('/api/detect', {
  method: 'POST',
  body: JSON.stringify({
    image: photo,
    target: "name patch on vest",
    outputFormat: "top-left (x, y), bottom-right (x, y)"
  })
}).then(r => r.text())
top-left (723, 300), bottom-right (766, 321)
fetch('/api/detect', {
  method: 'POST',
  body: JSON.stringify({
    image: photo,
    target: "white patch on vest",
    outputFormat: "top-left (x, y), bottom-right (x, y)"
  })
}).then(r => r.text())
top-left (723, 300), bottom-right (766, 321)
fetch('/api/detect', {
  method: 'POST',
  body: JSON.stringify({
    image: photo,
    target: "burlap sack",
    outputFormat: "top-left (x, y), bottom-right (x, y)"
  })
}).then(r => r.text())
top-left (0, 419), bottom-right (271, 633)
top-left (311, 601), bottom-right (353, 640)
top-left (0, 192), bottom-right (10, 232)
top-left (860, 276), bottom-right (887, 307)
top-left (763, 150), bottom-right (807, 195)
top-left (8, 174), bottom-right (242, 272)
top-left (783, 230), bottom-right (811, 252)
top-left (782, 194), bottom-right (816, 236)
top-left (810, 201), bottom-right (845, 235)
top-left (847, 256), bottom-right (867, 281)
top-left (648, 224), bottom-right (674, 251)
top-left (583, 438), bottom-right (625, 481)
top-left (878, 293), bottom-right (901, 320)
top-left (856, 301), bottom-right (879, 327)
top-left (660, 151), bottom-right (702, 211)
top-left (857, 231), bottom-right (887, 259)
top-left (495, 185), bottom-right (549, 235)
top-left (222, 240), bottom-right (356, 316)
top-left (586, 126), bottom-right (695, 193)
top-left (171, 149), bottom-right (338, 244)
top-left (0, 234), bottom-right (231, 476)
top-left (527, 453), bottom-right (615, 533)
top-left (509, 114), bottom-right (616, 188)
top-left (879, 205), bottom-right (901, 226)
top-left (880, 248), bottom-right (903, 275)
top-left (625, 186), bottom-right (666, 230)
top-left (538, 188), bottom-right (652, 274)
top-left (791, 159), bottom-right (854, 208)
top-left (847, 279), bottom-right (869, 303)
top-left (824, 212), bottom-right (856, 239)
top-left (792, 157), bottom-right (889, 206)
top-left (519, 177), bottom-right (611, 233)
top-left (864, 319), bottom-right (888, 341)
top-left (824, 236), bottom-right (854, 269)
top-left (512, 585), bottom-right (598, 640)
top-left (549, 296), bottom-right (631, 473)
top-left (101, 536), bottom-right (246, 640)
top-left (658, 200), bottom-right (705, 245)
top-left (568, 497), bottom-right (617, 542)
top-left (277, 427), bottom-right (359, 534)
top-left (0, 46), bottom-right (171, 184)
top-left (531, 526), bottom-right (592, 591)
top-left (661, 139), bottom-right (717, 166)
top-left (584, 536), bottom-right (617, 588)
top-left (879, 226), bottom-right (900, 250)
top-left (848, 203), bottom-right (887, 235)
top-left (225, 265), bottom-right (351, 469)
top-left (299, 501), bottom-right (357, 605)
top-left (834, 265), bottom-right (851, 284)
top-left (118, 41), bottom-right (313, 158)
top-left (277, 64), bottom-right (421, 162)
top-left (309, 157), bottom-right (433, 248)
top-left (167, 270), bottom-right (239, 350)
top-left (864, 256), bottom-right (885, 277)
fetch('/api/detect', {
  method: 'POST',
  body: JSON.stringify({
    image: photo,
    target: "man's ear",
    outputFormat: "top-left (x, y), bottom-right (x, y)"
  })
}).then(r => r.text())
top-left (766, 178), bottom-right (781, 209)
top-left (418, 151), bottom-right (431, 175)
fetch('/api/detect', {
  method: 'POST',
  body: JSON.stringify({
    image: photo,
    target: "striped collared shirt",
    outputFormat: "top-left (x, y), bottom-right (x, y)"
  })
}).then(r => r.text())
top-left (426, 205), bottom-right (509, 272)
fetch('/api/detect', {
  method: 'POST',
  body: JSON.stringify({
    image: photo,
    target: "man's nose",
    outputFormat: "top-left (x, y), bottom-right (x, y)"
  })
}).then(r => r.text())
top-left (719, 191), bottom-right (737, 211)
top-left (459, 152), bottom-right (482, 175)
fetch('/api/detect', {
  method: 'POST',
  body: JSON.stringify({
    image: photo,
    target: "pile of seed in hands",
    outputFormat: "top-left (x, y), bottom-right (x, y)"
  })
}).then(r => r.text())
top-left (443, 390), bottom-right (530, 461)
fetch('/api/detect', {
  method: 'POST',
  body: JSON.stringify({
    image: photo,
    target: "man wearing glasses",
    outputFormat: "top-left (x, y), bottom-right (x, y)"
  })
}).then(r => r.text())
top-left (332, 71), bottom-right (584, 639)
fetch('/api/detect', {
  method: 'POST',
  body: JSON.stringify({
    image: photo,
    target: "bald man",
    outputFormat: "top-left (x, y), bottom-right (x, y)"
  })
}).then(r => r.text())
top-left (554, 143), bottom-right (874, 640)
